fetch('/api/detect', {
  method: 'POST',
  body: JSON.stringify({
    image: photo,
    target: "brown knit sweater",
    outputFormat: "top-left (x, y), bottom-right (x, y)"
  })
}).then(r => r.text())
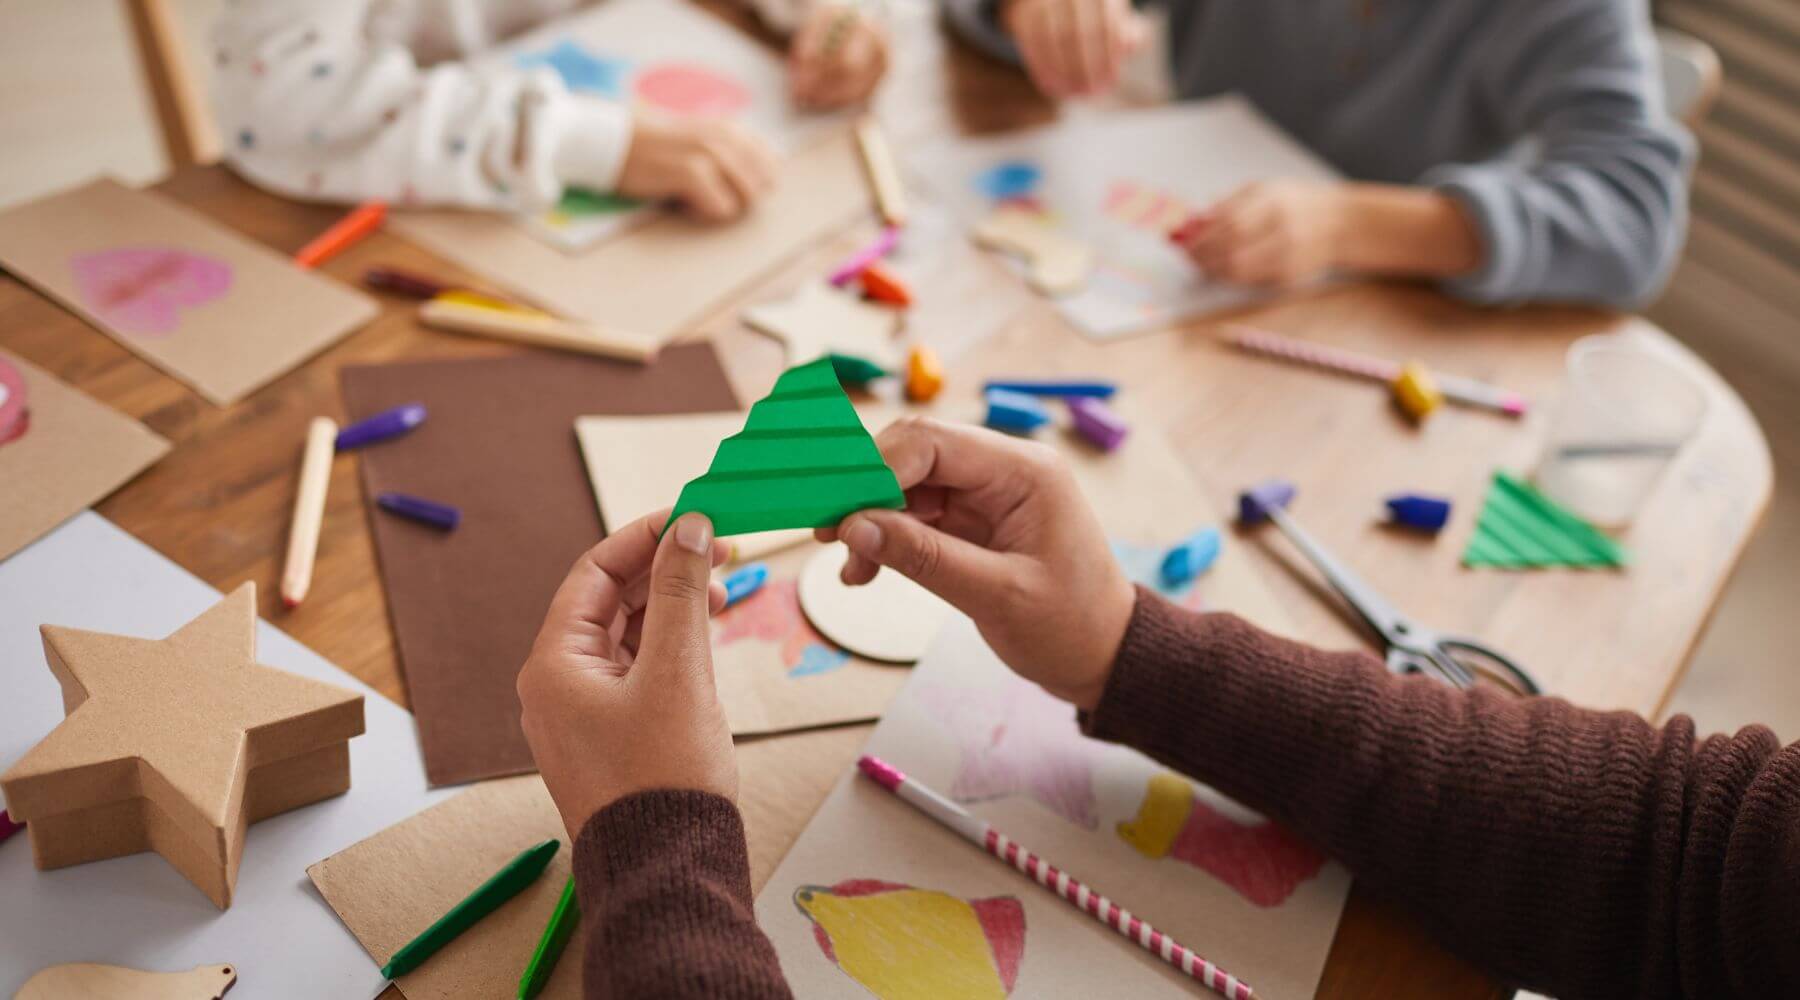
top-left (573, 588), bottom-right (1800, 999)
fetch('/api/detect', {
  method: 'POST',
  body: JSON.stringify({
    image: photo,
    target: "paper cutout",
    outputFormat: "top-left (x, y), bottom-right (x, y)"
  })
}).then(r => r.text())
top-left (794, 879), bottom-right (1025, 999)
top-left (1116, 772), bottom-right (1326, 908)
top-left (0, 355), bottom-right (30, 444)
top-left (636, 63), bottom-right (752, 116)
top-left (515, 38), bottom-right (629, 97)
top-left (69, 246), bottom-right (233, 337)
top-left (797, 545), bottom-right (951, 663)
top-left (743, 282), bottom-right (903, 367)
top-left (666, 358), bottom-right (904, 538)
top-left (972, 206), bottom-right (1094, 295)
top-left (1463, 471), bottom-right (1629, 569)
top-left (918, 674), bottom-right (1101, 830)
top-left (715, 579), bottom-right (851, 678)
top-left (550, 187), bottom-right (640, 222)
top-left (16, 962), bottom-right (237, 1000)
top-left (0, 584), bottom-right (364, 908)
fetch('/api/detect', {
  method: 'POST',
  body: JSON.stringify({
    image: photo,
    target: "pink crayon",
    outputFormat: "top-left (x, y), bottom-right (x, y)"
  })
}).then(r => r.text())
top-left (1226, 325), bottom-right (1527, 418)
top-left (856, 754), bottom-right (1254, 1000)
top-left (827, 227), bottom-right (900, 287)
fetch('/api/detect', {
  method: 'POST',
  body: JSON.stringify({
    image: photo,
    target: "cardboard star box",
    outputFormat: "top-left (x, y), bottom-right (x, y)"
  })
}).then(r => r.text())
top-left (0, 583), bottom-right (364, 908)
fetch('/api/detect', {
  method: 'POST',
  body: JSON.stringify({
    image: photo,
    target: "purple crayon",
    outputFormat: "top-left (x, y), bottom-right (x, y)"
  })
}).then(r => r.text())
top-left (1385, 493), bottom-right (1451, 533)
top-left (1068, 397), bottom-right (1129, 451)
top-left (337, 403), bottom-right (426, 450)
top-left (377, 492), bottom-right (460, 530)
top-left (1238, 479), bottom-right (1297, 524)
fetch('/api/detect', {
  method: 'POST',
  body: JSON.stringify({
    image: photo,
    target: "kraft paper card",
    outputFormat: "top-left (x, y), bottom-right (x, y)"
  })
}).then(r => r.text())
top-left (0, 512), bottom-right (450, 1000)
top-left (386, 129), bottom-right (869, 346)
top-left (0, 348), bottom-right (169, 562)
top-left (340, 346), bottom-right (738, 786)
top-left (0, 178), bottom-right (378, 404)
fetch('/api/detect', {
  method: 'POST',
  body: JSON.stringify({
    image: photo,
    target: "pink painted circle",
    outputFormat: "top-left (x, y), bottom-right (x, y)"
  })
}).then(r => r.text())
top-left (634, 64), bottom-right (752, 117)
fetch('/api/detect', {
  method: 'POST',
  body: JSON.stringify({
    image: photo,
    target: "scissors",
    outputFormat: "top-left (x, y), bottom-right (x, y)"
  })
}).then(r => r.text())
top-left (1251, 498), bottom-right (1543, 696)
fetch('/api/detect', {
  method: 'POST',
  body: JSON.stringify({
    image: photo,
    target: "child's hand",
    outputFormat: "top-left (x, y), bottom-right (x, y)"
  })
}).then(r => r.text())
top-left (817, 418), bottom-right (1135, 710)
top-left (789, 3), bottom-right (889, 109)
top-left (1001, 0), bottom-right (1147, 99)
top-left (1171, 180), bottom-right (1347, 288)
top-left (617, 115), bottom-right (779, 222)
top-left (518, 511), bottom-right (736, 841)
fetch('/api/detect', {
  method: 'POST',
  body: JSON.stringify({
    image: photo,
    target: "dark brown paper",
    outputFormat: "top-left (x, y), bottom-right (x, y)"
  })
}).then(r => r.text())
top-left (340, 346), bottom-right (738, 786)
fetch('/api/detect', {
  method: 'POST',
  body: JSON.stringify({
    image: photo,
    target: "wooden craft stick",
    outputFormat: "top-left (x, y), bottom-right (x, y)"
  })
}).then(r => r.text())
top-left (857, 755), bottom-right (1254, 1000)
top-left (383, 839), bottom-right (560, 979)
top-left (419, 299), bottom-right (658, 363)
top-left (854, 117), bottom-right (907, 227)
top-left (280, 416), bottom-right (337, 608)
top-left (518, 876), bottom-right (580, 1000)
top-left (295, 200), bottom-right (387, 268)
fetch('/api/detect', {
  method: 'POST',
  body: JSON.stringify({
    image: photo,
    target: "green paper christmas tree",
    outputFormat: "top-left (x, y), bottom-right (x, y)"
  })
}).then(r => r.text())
top-left (666, 357), bottom-right (905, 537)
top-left (1462, 472), bottom-right (1629, 569)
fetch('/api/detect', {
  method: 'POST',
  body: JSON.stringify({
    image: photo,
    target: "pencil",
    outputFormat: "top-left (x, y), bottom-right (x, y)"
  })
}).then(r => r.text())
top-left (418, 298), bottom-right (658, 363)
top-left (856, 755), bottom-right (1253, 1000)
top-left (384, 838), bottom-right (560, 980)
top-left (295, 200), bottom-right (387, 268)
top-left (1226, 325), bottom-right (1528, 418)
top-left (854, 117), bottom-right (907, 228)
top-left (518, 876), bottom-right (580, 999)
top-left (280, 416), bottom-right (337, 609)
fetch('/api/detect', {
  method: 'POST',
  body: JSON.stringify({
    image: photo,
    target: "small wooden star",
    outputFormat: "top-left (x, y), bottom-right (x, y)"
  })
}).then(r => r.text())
top-left (0, 584), bottom-right (363, 908)
top-left (742, 283), bottom-right (902, 368)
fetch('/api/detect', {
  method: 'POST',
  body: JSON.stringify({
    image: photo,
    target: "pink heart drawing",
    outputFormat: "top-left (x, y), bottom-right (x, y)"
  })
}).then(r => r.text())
top-left (70, 246), bottom-right (234, 337)
top-left (0, 357), bottom-right (28, 446)
top-left (634, 64), bottom-right (752, 117)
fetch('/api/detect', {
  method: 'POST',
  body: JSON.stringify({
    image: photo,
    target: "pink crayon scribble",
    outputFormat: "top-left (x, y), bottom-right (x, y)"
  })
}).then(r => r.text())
top-left (70, 247), bottom-right (233, 337)
top-left (634, 64), bottom-right (752, 117)
top-left (0, 358), bottom-right (29, 446)
top-left (918, 674), bottom-right (1101, 829)
top-left (714, 579), bottom-right (849, 677)
top-left (1117, 772), bottom-right (1325, 907)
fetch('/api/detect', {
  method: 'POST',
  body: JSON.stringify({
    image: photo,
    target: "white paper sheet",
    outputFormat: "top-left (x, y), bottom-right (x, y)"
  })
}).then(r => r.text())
top-left (0, 512), bottom-right (448, 998)
top-left (910, 96), bottom-right (1341, 340)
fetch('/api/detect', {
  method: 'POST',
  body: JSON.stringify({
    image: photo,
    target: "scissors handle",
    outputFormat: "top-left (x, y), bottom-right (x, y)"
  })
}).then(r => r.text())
top-left (1435, 637), bottom-right (1543, 696)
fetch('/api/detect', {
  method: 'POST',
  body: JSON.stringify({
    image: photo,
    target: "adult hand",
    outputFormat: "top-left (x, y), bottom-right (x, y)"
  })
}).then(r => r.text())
top-left (817, 418), bottom-right (1134, 710)
top-left (789, 3), bottom-right (890, 109)
top-left (518, 511), bottom-right (736, 841)
top-left (617, 114), bottom-right (779, 222)
top-left (1171, 180), bottom-right (1347, 288)
top-left (1000, 0), bottom-right (1147, 99)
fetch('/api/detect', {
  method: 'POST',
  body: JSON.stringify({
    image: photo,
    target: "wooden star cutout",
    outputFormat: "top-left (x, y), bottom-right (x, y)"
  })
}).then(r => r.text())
top-left (0, 584), bottom-right (364, 908)
top-left (743, 282), bottom-right (902, 368)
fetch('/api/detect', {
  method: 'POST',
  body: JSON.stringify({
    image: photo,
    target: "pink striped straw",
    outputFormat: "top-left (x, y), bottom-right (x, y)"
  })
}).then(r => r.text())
top-left (857, 754), bottom-right (1253, 999)
top-left (827, 226), bottom-right (901, 286)
top-left (1225, 324), bottom-right (1528, 417)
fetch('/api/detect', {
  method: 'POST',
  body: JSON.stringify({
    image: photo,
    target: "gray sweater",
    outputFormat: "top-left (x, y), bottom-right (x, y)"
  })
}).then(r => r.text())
top-left (945, 0), bottom-right (1694, 309)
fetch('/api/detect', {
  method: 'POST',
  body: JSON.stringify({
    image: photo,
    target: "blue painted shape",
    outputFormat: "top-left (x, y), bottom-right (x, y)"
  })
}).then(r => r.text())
top-left (974, 160), bottom-right (1042, 200)
top-left (1159, 527), bottom-right (1222, 588)
top-left (1238, 479), bottom-right (1297, 525)
top-left (516, 39), bottom-right (630, 97)
top-left (984, 388), bottom-right (1051, 433)
top-left (788, 643), bottom-right (851, 677)
top-left (1386, 493), bottom-right (1452, 533)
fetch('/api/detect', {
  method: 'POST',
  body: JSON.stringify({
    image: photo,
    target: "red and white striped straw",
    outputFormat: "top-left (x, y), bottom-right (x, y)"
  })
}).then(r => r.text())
top-left (1225, 324), bottom-right (1528, 417)
top-left (857, 755), bottom-right (1253, 1000)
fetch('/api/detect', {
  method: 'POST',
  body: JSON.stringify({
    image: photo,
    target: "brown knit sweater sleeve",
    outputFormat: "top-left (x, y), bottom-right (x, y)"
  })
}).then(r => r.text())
top-left (573, 789), bottom-right (792, 1000)
top-left (1089, 587), bottom-right (1800, 1000)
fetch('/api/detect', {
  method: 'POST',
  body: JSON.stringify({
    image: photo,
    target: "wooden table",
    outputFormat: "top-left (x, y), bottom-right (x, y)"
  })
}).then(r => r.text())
top-left (0, 6), bottom-right (1770, 999)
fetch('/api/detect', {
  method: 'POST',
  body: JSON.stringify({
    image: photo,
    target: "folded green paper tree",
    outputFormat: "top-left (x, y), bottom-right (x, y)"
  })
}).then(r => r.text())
top-left (1463, 471), bottom-right (1629, 569)
top-left (666, 357), bottom-right (905, 537)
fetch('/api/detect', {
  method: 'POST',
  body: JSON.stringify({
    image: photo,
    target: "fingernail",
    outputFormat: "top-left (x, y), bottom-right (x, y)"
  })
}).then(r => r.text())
top-left (675, 514), bottom-right (712, 554)
top-left (843, 518), bottom-right (883, 557)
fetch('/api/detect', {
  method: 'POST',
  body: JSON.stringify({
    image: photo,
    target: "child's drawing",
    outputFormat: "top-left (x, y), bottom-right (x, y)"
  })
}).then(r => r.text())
top-left (70, 247), bottom-right (233, 337)
top-left (714, 578), bottom-right (851, 678)
top-left (1109, 537), bottom-right (1207, 610)
top-left (634, 64), bottom-right (752, 116)
top-left (1101, 179), bottom-right (1197, 234)
top-left (794, 878), bottom-right (1025, 1000)
top-left (973, 160), bottom-right (1042, 202)
top-left (917, 674), bottom-right (1100, 829)
top-left (1117, 772), bottom-right (1327, 907)
top-left (514, 38), bottom-right (630, 97)
top-left (0, 357), bottom-right (29, 445)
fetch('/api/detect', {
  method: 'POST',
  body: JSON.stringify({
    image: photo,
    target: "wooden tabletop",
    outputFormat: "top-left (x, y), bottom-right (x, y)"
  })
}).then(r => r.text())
top-left (0, 5), bottom-right (1771, 999)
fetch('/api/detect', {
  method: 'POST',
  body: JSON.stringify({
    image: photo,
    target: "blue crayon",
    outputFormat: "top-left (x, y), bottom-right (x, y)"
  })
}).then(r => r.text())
top-left (1237, 479), bottom-right (1297, 524)
top-left (982, 379), bottom-right (1117, 399)
top-left (377, 491), bottom-right (460, 530)
top-left (1159, 527), bottom-right (1222, 588)
top-left (983, 388), bottom-right (1051, 433)
top-left (722, 562), bottom-right (769, 607)
top-left (1385, 493), bottom-right (1452, 533)
top-left (337, 403), bottom-right (426, 450)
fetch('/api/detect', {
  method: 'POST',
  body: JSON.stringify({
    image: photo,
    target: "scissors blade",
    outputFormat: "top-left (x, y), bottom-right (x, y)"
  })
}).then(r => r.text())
top-left (1263, 505), bottom-right (1412, 647)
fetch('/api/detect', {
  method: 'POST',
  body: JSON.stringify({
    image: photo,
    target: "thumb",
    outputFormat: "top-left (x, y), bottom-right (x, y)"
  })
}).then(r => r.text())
top-left (634, 513), bottom-right (717, 683)
top-left (837, 509), bottom-right (1016, 614)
